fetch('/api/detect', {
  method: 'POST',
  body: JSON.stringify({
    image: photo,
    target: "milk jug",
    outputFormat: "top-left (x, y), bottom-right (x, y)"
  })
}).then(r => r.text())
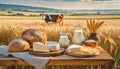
top-left (59, 32), bottom-right (72, 48)
top-left (72, 26), bottom-right (85, 44)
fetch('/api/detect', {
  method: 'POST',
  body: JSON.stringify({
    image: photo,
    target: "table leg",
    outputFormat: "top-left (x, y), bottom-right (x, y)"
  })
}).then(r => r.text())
top-left (90, 65), bottom-right (94, 69)
top-left (0, 66), bottom-right (7, 69)
top-left (87, 66), bottom-right (91, 69)
top-left (97, 65), bottom-right (101, 69)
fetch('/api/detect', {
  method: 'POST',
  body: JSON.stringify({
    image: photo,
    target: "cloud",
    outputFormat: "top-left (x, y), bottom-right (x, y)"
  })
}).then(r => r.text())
top-left (0, 0), bottom-right (120, 10)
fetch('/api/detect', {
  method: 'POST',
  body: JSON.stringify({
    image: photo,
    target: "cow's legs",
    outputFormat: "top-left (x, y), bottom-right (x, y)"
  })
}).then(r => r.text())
top-left (50, 21), bottom-right (52, 24)
top-left (59, 21), bottom-right (63, 26)
top-left (47, 21), bottom-right (52, 25)
top-left (45, 21), bottom-right (49, 25)
top-left (46, 21), bottom-right (51, 25)
top-left (61, 21), bottom-right (63, 26)
top-left (46, 22), bottom-right (50, 25)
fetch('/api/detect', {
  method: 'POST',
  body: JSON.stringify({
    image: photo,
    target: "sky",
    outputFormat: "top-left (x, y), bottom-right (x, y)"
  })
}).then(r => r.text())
top-left (0, 0), bottom-right (120, 10)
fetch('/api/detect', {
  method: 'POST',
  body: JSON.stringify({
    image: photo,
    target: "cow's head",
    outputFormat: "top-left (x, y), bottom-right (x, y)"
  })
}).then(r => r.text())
top-left (40, 13), bottom-right (47, 20)
top-left (59, 14), bottom-right (64, 19)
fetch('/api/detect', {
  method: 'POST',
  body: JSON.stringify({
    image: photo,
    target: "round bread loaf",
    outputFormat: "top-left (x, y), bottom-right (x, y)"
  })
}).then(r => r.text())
top-left (22, 29), bottom-right (47, 47)
top-left (8, 39), bottom-right (30, 52)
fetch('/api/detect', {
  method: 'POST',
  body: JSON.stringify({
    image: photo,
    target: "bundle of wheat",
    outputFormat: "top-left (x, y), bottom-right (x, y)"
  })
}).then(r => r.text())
top-left (87, 19), bottom-right (104, 33)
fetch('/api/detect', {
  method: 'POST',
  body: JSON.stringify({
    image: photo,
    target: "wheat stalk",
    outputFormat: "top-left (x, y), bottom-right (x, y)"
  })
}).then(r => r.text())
top-left (87, 19), bottom-right (104, 33)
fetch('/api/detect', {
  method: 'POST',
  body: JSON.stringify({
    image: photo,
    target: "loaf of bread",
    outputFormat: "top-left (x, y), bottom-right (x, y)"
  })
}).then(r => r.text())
top-left (8, 39), bottom-right (30, 52)
top-left (22, 29), bottom-right (47, 47)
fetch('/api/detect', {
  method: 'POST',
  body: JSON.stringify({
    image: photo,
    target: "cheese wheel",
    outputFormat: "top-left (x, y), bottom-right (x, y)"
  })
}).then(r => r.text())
top-left (45, 41), bottom-right (60, 52)
top-left (8, 39), bottom-right (30, 52)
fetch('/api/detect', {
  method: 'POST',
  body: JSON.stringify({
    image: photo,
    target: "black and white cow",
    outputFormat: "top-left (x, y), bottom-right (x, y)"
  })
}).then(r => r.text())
top-left (40, 13), bottom-right (64, 25)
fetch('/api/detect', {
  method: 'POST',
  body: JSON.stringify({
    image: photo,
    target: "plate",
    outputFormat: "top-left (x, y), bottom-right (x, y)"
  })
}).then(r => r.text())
top-left (29, 48), bottom-right (65, 57)
top-left (65, 49), bottom-right (100, 58)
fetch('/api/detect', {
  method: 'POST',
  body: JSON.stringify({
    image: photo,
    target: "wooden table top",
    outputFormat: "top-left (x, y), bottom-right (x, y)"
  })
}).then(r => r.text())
top-left (0, 46), bottom-right (114, 66)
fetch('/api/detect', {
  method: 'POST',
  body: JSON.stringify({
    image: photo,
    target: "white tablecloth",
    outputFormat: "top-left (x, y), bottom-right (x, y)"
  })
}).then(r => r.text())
top-left (0, 45), bottom-right (50, 69)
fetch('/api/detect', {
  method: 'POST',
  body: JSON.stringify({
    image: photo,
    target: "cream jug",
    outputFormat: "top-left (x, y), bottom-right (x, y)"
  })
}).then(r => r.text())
top-left (72, 26), bottom-right (85, 44)
top-left (59, 32), bottom-right (72, 48)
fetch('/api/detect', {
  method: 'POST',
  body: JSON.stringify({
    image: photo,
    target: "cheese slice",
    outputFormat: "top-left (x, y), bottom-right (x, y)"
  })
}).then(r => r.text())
top-left (67, 44), bottom-right (99, 55)
top-left (33, 42), bottom-right (49, 53)
top-left (67, 44), bottom-right (82, 52)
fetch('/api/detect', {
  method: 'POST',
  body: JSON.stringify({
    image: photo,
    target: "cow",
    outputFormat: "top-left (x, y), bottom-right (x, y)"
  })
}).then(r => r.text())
top-left (40, 13), bottom-right (64, 25)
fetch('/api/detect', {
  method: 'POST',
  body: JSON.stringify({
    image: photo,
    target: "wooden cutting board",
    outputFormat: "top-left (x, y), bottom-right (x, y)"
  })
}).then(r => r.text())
top-left (29, 48), bottom-right (65, 57)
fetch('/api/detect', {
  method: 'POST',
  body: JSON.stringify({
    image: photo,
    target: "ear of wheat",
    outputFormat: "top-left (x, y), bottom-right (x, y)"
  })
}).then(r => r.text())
top-left (87, 19), bottom-right (104, 33)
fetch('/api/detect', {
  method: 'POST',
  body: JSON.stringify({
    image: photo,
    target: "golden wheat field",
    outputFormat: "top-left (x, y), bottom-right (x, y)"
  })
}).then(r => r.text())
top-left (0, 16), bottom-right (120, 69)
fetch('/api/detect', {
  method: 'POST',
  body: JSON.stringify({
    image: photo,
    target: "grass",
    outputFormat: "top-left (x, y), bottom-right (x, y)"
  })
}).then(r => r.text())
top-left (0, 16), bottom-right (120, 69)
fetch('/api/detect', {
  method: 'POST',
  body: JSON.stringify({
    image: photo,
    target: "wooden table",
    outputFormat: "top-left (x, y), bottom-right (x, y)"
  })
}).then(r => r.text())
top-left (0, 46), bottom-right (114, 69)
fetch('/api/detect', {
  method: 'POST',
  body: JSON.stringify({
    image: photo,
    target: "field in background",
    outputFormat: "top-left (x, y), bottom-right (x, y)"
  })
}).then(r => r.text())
top-left (0, 15), bottom-right (120, 69)
top-left (1, 15), bottom-right (120, 24)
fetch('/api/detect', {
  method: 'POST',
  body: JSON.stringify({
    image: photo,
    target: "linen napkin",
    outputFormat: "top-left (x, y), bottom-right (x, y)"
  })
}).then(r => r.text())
top-left (0, 45), bottom-right (50, 69)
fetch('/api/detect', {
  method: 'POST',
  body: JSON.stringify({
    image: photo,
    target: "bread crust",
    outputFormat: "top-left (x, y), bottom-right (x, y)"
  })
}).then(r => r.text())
top-left (22, 29), bottom-right (47, 47)
top-left (8, 39), bottom-right (30, 52)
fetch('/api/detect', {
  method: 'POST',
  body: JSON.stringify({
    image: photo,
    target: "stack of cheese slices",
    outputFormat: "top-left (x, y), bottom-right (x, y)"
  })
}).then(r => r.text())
top-left (67, 44), bottom-right (99, 55)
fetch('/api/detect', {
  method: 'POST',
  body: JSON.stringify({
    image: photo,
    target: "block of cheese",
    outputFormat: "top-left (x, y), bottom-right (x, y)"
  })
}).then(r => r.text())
top-left (45, 41), bottom-right (60, 52)
top-left (33, 42), bottom-right (49, 53)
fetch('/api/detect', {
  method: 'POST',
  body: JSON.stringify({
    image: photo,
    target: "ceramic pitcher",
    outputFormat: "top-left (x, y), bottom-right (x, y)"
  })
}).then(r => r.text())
top-left (59, 32), bottom-right (72, 48)
top-left (72, 26), bottom-right (85, 44)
